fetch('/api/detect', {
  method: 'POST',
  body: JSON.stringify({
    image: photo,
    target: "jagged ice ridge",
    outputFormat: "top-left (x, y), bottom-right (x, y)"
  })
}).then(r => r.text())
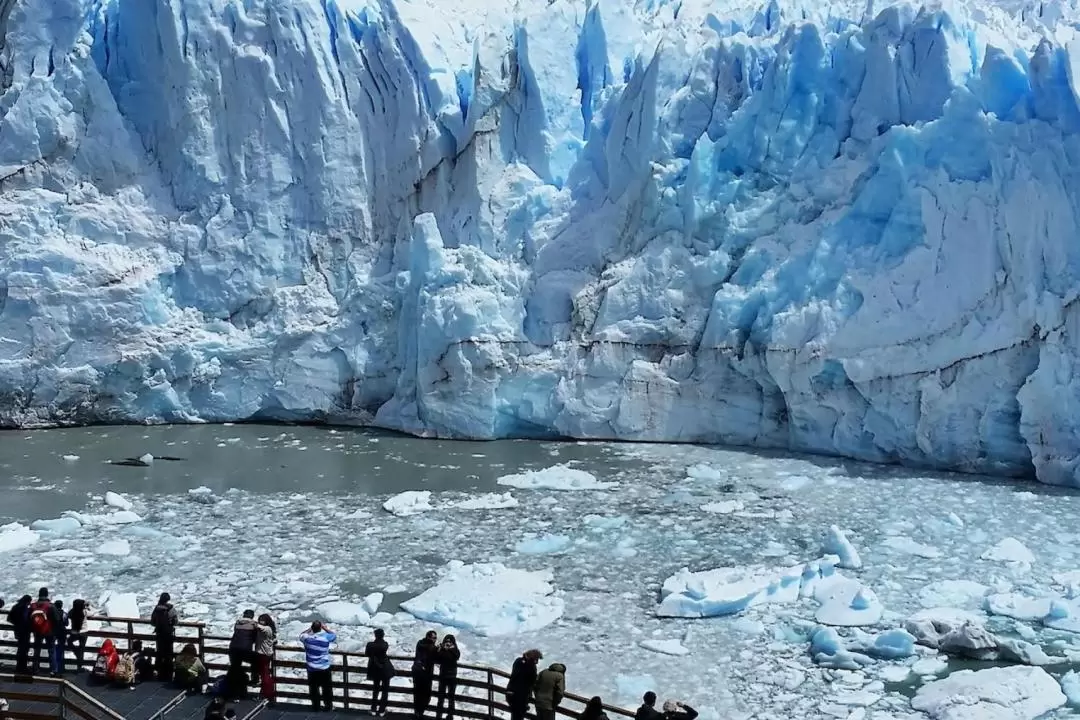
top-left (2, 0), bottom-right (1080, 485)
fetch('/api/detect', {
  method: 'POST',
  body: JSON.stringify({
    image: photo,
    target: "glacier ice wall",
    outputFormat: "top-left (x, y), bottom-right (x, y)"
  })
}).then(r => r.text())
top-left (3, 0), bottom-right (1080, 484)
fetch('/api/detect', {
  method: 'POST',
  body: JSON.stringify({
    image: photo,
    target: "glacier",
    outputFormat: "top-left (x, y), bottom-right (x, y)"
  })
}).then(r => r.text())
top-left (3, 0), bottom-right (1080, 484)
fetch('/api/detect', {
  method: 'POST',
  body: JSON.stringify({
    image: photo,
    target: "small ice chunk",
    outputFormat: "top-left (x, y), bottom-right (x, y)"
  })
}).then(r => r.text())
top-left (383, 584), bottom-right (407, 594)
top-left (822, 526), bottom-right (862, 570)
top-left (96, 539), bottom-right (131, 556)
top-left (878, 665), bottom-right (912, 682)
top-left (981, 537), bottom-right (1036, 565)
top-left (362, 593), bottom-right (383, 615)
top-left (946, 512), bottom-right (964, 527)
top-left (912, 666), bottom-right (1065, 719)
top-left (1061, 670), bottom-right (1080, 707)
top-left (104, 491), bottom-right (134, 511)
top-left (906, 607), bottom-right (986, 648)
top-left (815, 583), bottom-right (884, 627)
top-left (810, 627), bottom-right (873, 670)
top-left (30, 517), bottom-right (82, 535)
top-left (638, 639), bottom-right (690, 656)
top-left (62, 454), bottom-right (80, 462)
top-left (138, 453), bottom-right (154, 465)
top-left (382, 491), bottom-right (434, 517)
top-left (881, 536), bottom-right (941, 558)
top-left (451, 492), bottom-right (519, 510)
top-left (514, 534), bottom-right (571, 555)
top-left (984, 592), bottom-right (1052, 621)
top-left (0, 523), bottom-right (40, 553)
top-left (496, 465), bottom-right (617, 491)
top-left (188, 487), bottom-right (216, 504)
top-left (103, 511), bottom-right (142, 525)
top-left (911, 657), bottom-right (948, 676)
top-left (583, 515), bottom-right (627, 530)
top-left (700, 500), bottom-right (744, 515)
top-left (400, 561), bottom-right (564, 637)
top-left (317, 601), bottom-right (371, 625)
top-left (854, 629), bottom-right (916, 659)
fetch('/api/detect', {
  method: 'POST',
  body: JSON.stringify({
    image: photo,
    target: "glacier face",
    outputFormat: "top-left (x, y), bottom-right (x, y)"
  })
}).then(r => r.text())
top-left (3, 0), bottom-right (1080, 484)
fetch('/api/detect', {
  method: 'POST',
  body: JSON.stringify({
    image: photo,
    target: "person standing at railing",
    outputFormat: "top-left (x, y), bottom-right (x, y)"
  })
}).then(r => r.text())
top-left (29, 588), bottom-right (62, 677)
top-left (635, 692), bottom-right (663, 720)
top-left (254, 614), bottom-right (277, 704)
top-left (412, 630), bottom-right (438, 719)
top-left (229, 610), bottom-right (259, 687)
top-left (67, 599), bottom-right (90, 671)
top-left (5, 595), bottom-right (32, 674)
top-left (581, 696), bottom-right (609, 720)
top-left (434, 634), bottom-right (460, 720)
top-left (533, 662), bottom-right (566, 720)
top-left (53, 600), bottom-right (69, 675)
top-left (506, 649), bottom-right (542, 720)
top-left (299, 621), bottom-right (337, 711)
top-left (364, 628), bottom-right (395, 716)
top-left (151, 592), bottom-right (179, 682)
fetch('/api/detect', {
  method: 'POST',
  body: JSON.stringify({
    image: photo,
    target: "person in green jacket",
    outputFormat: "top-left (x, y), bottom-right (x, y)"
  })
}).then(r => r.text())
top-left (174, 643), bottom-right (209, 694)
top-left (533, 663), bottom-right (566, 720)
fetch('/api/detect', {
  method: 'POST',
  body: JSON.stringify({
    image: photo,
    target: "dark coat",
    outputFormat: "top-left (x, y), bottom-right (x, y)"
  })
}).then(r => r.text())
top-left (6, 599), bottom-right (31, 637)
top-left (437, 645), bottom-right (460, 679)
top-left (230, 618), bottom-right (258, 651)
top-left (533, 663), bottom-right (566, 710)
top-left (506, 656), bottom-right (539, 700)
top-left (636, 705), bottom-right (663, 720)
top-left (364, 639), bottom-right (395, 680)
top-left (151, 603), bottom-right (178, 637)
top-left (413, 637), bottom-right (437, 676)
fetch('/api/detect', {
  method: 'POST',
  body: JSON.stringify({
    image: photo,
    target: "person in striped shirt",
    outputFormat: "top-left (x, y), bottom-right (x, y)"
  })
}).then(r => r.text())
top-left (300, 621), bottom-right (337, 710)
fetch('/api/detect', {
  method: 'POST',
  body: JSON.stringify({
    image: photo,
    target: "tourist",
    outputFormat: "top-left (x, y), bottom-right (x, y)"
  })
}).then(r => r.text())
top-left (68, 599), bottom-right (90, 671)
top-left (661, 700), bottom-right (697, 720)
top-left (636, 692), bottom-right (663, 720)
top-left (53, 600), bottom-right (69, 675)
top-left (29, 588), bottom-right (61, 676)
top-left (174, 643), bottom-right (209, 694)
top-left (412, 630), bottom-right (438, 718)
top-left (5, 595), bottom-right (32, 674)
top-left (364, 628), bottom-right (395, 716)
top-left (255, 614), bottom-right (277, 703)
top-left (435, 634), bottom-right (460, 720)
top-left (506, 649), bottom-right (542, 720)
top-left (299, 621), bottom-right (337, 711)
top-left (533, 662), bottom-right (566, 720)
top-left (151, 592), bottom-right (179, 682)
top-left (581, 696), bottom-right (609, 720)
top-left (229, 610), bottom-right (259, 686)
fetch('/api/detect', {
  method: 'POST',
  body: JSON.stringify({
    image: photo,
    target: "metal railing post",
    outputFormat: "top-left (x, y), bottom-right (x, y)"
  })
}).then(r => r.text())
top-left (59, 680), bottom-right (67, 720)
top-left (342, 654), bottom-right (350, 710)
top-left (198, 624), bottom-right (206, 657)
top-left (126, 621), bottom-right (134, 651)
top-left (488, 669), bottom-right (495, 720)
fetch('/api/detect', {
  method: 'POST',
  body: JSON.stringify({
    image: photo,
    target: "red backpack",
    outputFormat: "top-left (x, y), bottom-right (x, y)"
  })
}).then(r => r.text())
top-left (29, 601), bottom-right (52, 636)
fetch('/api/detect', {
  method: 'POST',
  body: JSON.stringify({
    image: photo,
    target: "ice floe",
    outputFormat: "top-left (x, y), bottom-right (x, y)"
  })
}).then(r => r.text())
top-left (31, 517), bottom-right (82, 535)
top-left (881, 536), bottom-right (942, 559)
top-left (911, 666), bottom-right (1065, 719)
top-left (316, 601), bottom-right (371, 625)
top-left (638, 639), bottom-right (690, 656)
top-left (400, 561), bottom-right (564, 637)
top-left (96, 539), bottom-right (131, 557)
top-left (104, 492), bottom-right (134, 511)
top-left (822, 526), bottom-right (862, 570)
top-left (450, 492), bottom-right (519, 510)
top-left (514, 534), bottom-right (572, 555)
top-left (981, 537), bottom-right (1036, 565)
top-left (383, 491), bottom-right (435, 516)
top-left (496, 465), bottom-right (616, 491)
top-left (0, 523), bottom-right (39, 553)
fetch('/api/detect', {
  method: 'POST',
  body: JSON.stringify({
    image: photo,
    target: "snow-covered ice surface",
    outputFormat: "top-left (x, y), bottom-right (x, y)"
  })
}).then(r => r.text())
top-left (8, 0), bottom-right (1080, 487)
top-left (7, 433), bottom-right (1080, 717)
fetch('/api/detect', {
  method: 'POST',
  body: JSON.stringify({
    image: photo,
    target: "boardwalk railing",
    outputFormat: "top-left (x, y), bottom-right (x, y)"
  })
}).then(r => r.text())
top-left (0, 672), bottom-right (126, 720)
top-left (0, 617), bottom-right (634, 719)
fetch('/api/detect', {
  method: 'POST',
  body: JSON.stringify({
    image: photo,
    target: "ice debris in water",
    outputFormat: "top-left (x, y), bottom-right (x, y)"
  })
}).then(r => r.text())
top-left (450, 492), bottom-right (519, 510)
top-left (911, 666), bottom-right (1066, 719)
top-left (981, 537), bottom-right (1036, 565)
top-left (881, 535), bottom-right (942, 558)
top-left (496, 465), bottom-right (617, 491)
top-left (822, 526), bottom-right (862, 569)
top-left (316, 601), bottom-right (372, 625)
top-left (700, 500), bottom-right (744, 514)
top-left (400, 561), bottom-right (564, 637)
top-left (0, 523), bottom-right (40, 553)
top-left (361, 593), bottom-right (383, 615)
top-left (138, 454), bottom-right (154, 465)
top-left (383, 491), bottom-right (435, 516)
top-left (104, 491), bottom-right (133, 511)
top-left (62, 454), bottom-right (80, 462)
top-left (1061, 670), bottom-right (1080, 707)
top-left (638, 638), bottom-right (690, 656)
top-left (98, 592), bottom-right (139, 620)
top-left (31, 517), bottom-right (82, 535)
top-left (514, 534), bottom-right (572, 555)
top-left (96, 538), bottom-right (131, 557)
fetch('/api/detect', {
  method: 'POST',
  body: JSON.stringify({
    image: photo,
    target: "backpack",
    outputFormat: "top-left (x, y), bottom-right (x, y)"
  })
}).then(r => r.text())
top-left (92, 641), bottom-right (118, 680)
top-left (29, 601), bottom-right (52, 636)
top-left (113, 655), bottom-right (136, 685)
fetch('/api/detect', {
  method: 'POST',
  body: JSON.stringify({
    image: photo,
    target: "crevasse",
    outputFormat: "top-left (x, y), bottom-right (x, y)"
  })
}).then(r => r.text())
top-left (2, 0), bottom-right (1080, 485)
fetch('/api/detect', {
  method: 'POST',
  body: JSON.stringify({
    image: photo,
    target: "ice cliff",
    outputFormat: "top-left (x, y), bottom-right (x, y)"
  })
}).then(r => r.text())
top-left (3, 0), bottom-right (1080, 484)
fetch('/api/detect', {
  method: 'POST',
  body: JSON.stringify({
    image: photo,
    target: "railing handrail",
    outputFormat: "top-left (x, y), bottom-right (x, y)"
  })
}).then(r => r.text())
top-left (0, 671), bottom-right (126, 720)
top-left (0, 617), bottom-right (636, 718)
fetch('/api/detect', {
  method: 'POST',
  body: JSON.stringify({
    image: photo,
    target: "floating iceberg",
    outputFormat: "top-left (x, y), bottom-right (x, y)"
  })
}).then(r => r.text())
top-left (0, 523), bottom-right (39, 553)
top-left (400, 561), bottom-right (564, 637)
top-left (496, 465), bottom-right (616, 491)
top-left (383, 491), bottom-right (435, 517)
top-left (911, 666), bottom-right (1065, 719)
top-left (7, 0), bottom-right (1080, 485)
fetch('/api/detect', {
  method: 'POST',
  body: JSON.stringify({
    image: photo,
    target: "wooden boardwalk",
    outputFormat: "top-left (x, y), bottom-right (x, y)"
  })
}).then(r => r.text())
top-left (0, 615), bottom-right (637, 720)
